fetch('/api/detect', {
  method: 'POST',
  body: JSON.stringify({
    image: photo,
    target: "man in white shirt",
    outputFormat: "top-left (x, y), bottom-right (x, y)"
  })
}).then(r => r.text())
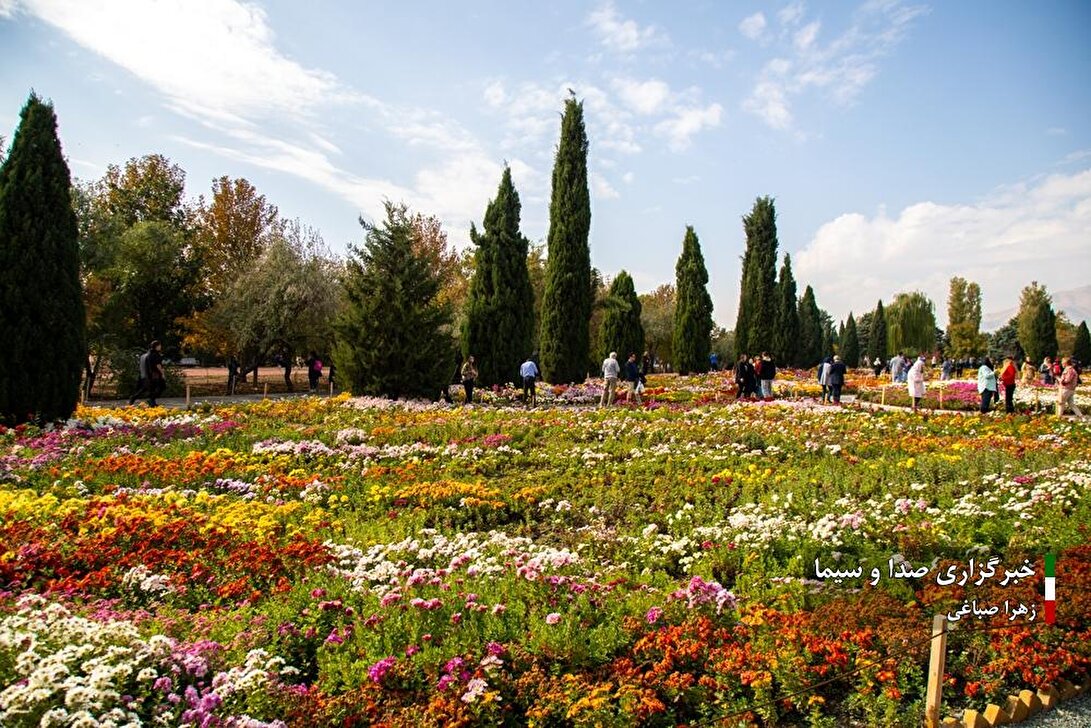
top-left (520, 356), bottom-right (539, 407)
top-left (601, 352), bottom-right (620, 407)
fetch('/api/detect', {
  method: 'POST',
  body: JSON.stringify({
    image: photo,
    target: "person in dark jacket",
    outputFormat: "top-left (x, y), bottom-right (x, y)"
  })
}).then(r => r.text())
top-left (227, 355), bottom-right (239, 396)
top-left (759, 352), bottom-right (777, 400)
top-left (828, 355), bottom-right (847, 404)
top-left (734, 354), bottom-right (756, 400)
top-left (624, 353), bottom-right (643, 405)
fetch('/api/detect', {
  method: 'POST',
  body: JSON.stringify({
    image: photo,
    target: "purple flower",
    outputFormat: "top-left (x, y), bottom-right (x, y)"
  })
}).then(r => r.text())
top-left (368, 656), bottom-right (397, 684)
top-left (645, 607), bottom-right (663, 624)
top-left (545, 612), bottom-right (561, 625)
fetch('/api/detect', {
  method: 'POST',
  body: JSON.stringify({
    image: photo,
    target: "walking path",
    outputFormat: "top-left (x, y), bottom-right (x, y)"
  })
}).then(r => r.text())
top-left (86, 391), bottom-right (334, 410)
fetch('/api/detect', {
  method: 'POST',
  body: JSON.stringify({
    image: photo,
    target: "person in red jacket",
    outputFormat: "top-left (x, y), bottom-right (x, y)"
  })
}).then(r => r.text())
top-left (999, 357), bottom-right (1018, 413)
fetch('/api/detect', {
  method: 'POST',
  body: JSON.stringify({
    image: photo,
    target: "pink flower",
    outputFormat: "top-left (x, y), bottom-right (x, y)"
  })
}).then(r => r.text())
top-left (310, 588), bottom-right (327, 599)
top-left (545, 612), bottom-right (561, 625)
top-left (450, 612), bottom-right (462, 625)
top-left (368, 656), bottom-right (397, 684)
top-left (645, 607), bottom-right (663, 624)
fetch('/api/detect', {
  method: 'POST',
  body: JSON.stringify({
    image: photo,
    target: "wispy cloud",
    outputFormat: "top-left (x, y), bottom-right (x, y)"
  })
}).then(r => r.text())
top-left (794, 168), bottom-right (1091, 324)
top-left (9, 0), bottom-right (523, 247)
top-left (612, 78), bottom-right (671, 115)
top-left (744, 0), bottom-right (928, 131)
top-left (655, 103), bottom-right (723, 152)
top-left (592, 172), bottom-right (620, 199)
top-left (739, 12), bottom-right (767, 41)
top-left (586, 1), bottom-right (670, 53)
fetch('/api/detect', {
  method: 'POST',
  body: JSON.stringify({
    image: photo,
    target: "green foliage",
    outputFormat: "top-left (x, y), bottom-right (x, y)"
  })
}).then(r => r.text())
top-left (1074, 321), bottom-right (1091, 365)
top-left (333, 202), bottom-right (454, 399)
top-left (599, 271), bottom-right (644, 364)
top-left (0, 93), bottom-right (85, 424)
top-left (639, 284), bottom-right (675, 368)
top-left (886, 292), bottom-right (936, 355)
top-left (673, 226), bottom-right (714, 375)
top-left (773, 254), bottom-right (799, 365)
top-left (1016, 282), bottom-right (1058, 364)
top-left (735, 196), bottom-right (779, 358)
top-left (797, 286), bottom-right (823, 368)
top-left (988, 317), bottom-right (1024, 363)
top-left (946, 277), bottom-right (987, 359)
top-left (462, 167), bottom-right (535, 386)
top-left (205, 221), bottom-right (340, 369)
top-left (842, 313), bottom-right (860, 367)
top-left (539, 98), bottom-right (592, 384)
top-left (866, 300), bottom-right (888, 364)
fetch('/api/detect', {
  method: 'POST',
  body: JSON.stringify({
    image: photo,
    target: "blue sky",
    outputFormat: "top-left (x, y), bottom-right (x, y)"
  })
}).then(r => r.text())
top-left (1, 0), bottom-right (1089, 328)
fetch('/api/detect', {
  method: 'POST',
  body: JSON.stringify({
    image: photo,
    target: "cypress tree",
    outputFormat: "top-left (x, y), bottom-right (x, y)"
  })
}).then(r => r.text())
top-left (599, 271), bottom-right (644, 364)
top-left (1016, 283), bottom-right (1058, 365)
top-left (773, 253), bottom-right (799, 365)
top-left (539, 97), bottom-right (591, 383)
top-left (463, 166), bottom-right (534, 386)
top-left (735, 196), bottom-right (778, 358)
top-left (842, 313), bottom-right (860, 367)
top-left (1074, 321), bottom-right (1091, 365)
top-left (333, 202), bottom-right (453, 399)
top-left (0, 93), bottom-right (85, 424)
top-left (867, 299), bottom-right (888, 364)
top-left (797, 285), bottom-right (823, 368)
top-left (673, 226), bottom-right (714, 375)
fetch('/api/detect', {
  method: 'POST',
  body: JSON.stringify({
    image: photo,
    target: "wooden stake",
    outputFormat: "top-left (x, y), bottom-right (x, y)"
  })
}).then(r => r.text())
top-left (925, 614), bottom-right (948, 728)
top-left (185, 384), bottom-right (191, 407)
top-left (881, 386), bottom-right (886, 407)
top-left (939, 387), bottom-right (943, 410)
top-left (263, 382), bottom-right (268, 399)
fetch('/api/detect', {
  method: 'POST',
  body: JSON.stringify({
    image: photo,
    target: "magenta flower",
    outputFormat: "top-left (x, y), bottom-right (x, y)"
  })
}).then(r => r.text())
top-left (368, 656), bottom-right (397, 684)
top-left (646, 606), bottom-right (663, 624)
top-left (545, 612), bottom-right (561, 625)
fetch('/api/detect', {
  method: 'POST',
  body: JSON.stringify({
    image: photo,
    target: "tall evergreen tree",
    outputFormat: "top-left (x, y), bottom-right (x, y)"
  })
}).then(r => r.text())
top-left (462, 166), bottom-right (534, 386)
top-left (735, 196), bottom-right (779, 358)
top-left (1073, 321), bottom-right (1091, 365)
top-left (797, 285), bottom-right (823, 367)
top-left (1016, 282), bottom-right (1058, 365)
top-left (772, 253), bottom-right (800, 365)
top-left (539, 97), bottom-right (592, 383)
top-left (673, 226), bottom-right (714, 375)
top-left (866, 300), bottom-right (888, 364)
top-left (842, 313), bottom-right (860, 367)
top-left (0, 93), bottom-right (85, 424)
top-left (333, 202), bottom-right (453, 399)
top-left (599, 271), bottom-right (644, 364)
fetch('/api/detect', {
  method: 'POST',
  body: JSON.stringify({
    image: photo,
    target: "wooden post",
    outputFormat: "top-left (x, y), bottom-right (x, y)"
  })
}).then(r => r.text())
top-left (329, 379), bottom-right (334, 396)
top-left (881, 385), bottom-right (886, 407)
top-left (185, 384), bottom-right (191, 407)
top-left (263, 382), bottom-right (268, 399)
top-left (925, 614), bottom-right (948, 728)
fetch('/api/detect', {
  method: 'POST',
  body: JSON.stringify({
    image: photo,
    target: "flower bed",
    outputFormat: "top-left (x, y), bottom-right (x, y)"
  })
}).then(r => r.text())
top-left (2, 376), bottom-right (1090, 726)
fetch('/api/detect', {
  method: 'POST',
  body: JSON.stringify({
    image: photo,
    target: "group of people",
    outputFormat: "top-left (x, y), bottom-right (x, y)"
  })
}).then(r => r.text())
top-left (816, 355), bottom-right (849, 405)
top-left (599, 351), bottom-right (650, 406)
top-left (976, 355), bottom-right (1083, 417)
top-left (732, 352), bottom-right (778, 401)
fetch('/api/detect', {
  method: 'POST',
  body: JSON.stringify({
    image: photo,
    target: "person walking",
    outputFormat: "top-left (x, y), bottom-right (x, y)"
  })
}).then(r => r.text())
top-left (907, 354), bottom-right (926, 412)
top-left (460, 355), bottom-right (478, 405)
top-left (871, 357), bottom-right (883, 377)
top-left (941, 358), bottom-right (954, 381)
top-left (1057, 357), bottom-right (1084, 418)
top-left (600, 351), bottom-right (620, 407)
top-left (520, 355), bottom-right (539, 407)
top-left (145, 340), bottom-right (165, 407)
top-left (828, 355), bottom-right (847, 404)
top-left (306, 351), bottom-right (323, 393)
top-left (277, 350), bottom-right (294, 392)
top-left (999, 357), bottom-right (1018, 414)
top-left (977, 357), bottom-right (998, 414)
top-left (227, 355), bottom-right (239, 396)
top-left (733, 354), bottom-right (751, 401)
top-left (818, 356), bottom-right (832, 404)
top-left (128, 345), bottom-right (152, 405)
top-left (759, 352), bottom-right (777, 400)
top-left (1040, 357), bottom-right (1055, 385)
top-left (625, 353), bottom-right (643, 406)
top-left (890, 352), bottom-right (907, 383)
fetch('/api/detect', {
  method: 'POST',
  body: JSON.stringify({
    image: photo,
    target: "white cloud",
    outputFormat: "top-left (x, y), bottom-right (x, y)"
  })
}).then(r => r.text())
top-left (655, 103), bottom-right (723, 151)
top-left (612, 77), bottom-right (671, 115)
top-left (587, 1), bottom-right (669, 53)
top-left (622, 171), bottom-right (634, 184)
top-left (778, 1), bottom-right (806, 26)
top-left (738, 12), bottom-right (767, 40)
top-left (0, 0), bottom-right (15, 17)
top-left (743, 0), bottom-right (927, 131)
top-left (483, 81), bottom-right (506, 108)
top-left (13, 0), bottom-right (362, 121)
top-left (793, 20), bottom-right (821, 52)
top-left (592, 173), bottom-right (620, 199)
top-left (793, 168), bottom-right (1091, 325)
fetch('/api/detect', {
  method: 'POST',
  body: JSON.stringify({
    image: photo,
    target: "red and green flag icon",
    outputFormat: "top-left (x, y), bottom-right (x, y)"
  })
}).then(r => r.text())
top-left (1044, 553), bottom-right (1056, 625)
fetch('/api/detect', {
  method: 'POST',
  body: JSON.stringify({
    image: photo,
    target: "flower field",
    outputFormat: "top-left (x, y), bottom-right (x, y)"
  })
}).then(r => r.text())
top-left (2, 374), bottom-right (1090, 727)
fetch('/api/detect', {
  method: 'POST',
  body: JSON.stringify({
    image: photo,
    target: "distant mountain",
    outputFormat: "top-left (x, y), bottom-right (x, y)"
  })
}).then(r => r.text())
top-left (982, 285), bottom-right (1091, 331)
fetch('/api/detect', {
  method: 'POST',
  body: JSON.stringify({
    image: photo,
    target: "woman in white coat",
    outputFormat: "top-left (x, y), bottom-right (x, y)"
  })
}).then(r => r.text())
top-left (907, 355), bottom-right (927, 412)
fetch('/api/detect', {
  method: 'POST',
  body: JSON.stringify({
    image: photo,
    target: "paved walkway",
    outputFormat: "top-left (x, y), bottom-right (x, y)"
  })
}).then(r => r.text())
top-left (86, 391), bottom-right (336, 409)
